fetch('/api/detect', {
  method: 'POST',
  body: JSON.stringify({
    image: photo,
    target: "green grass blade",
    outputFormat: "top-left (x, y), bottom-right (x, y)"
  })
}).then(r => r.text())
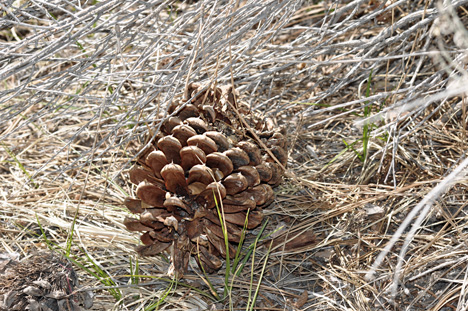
top-left (319, 139), bottom-right (359, 172)
top-left (35, 215), bottom-right (55, 251)
top-left (129, 256), bottom-right (140, 285)
top-left (245, 226), bottom-right (260, 311)
top-left (362, 69), bottom-right (373, 162)
top-left (231, 210), bottom-right (250, 273)
top-left (144, 280), bottom-right (174, 311)
top-left (248, 241), bottom-right (272, 311)
top-left (343, 138), bottom-right (363, 161)
top-left (235, 220), bottom-right (269, 277)
top-left (78, 248), bottom-right (122, 300)
top-left (65, 205), bottom-right (80, 256)
top-left (213, 189), bottom-right (231, 298)
top-left (1, 142), bottom-right (38, 188)
top-left (194, 245), bottom-right (221, 301)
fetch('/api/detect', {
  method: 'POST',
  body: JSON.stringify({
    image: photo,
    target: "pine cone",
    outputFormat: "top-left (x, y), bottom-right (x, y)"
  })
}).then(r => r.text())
top-left (0, 252), bottom-right (93, 311)
top-left (123, 83), bottom-right (287, 277)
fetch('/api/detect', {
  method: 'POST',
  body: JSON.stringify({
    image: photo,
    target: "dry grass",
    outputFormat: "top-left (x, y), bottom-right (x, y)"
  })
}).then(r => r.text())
top-left (2, 0), bottom-right (468, 310)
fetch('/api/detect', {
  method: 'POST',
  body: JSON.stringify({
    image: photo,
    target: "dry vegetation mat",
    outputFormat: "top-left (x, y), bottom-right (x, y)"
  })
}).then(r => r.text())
top-left (2, 0), bottom-right (468, 310)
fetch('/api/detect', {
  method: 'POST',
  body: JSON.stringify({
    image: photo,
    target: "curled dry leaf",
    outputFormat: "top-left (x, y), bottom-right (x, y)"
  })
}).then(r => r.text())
top-left (294, 290), bottom-right (309, 309)
top-left (123, 83), bottom-right (288, 277)
top-left (270, 229), bottom-right (317, 252)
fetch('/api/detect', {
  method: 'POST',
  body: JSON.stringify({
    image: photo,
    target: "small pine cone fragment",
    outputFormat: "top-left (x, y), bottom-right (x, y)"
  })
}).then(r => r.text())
top-left (0, 252), bottom-right (93, 311)
top-left (124, 83), bottom-right (288, 278)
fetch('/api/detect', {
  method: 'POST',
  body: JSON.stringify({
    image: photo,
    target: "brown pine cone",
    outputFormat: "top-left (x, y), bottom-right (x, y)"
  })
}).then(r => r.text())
top-left (123, 83), bottom-right (287, 278)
